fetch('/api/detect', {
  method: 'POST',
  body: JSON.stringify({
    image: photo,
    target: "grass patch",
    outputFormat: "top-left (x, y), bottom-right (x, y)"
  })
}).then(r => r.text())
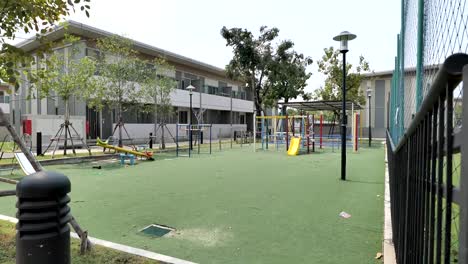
top-left (0, 220), bottom-right (158, 263)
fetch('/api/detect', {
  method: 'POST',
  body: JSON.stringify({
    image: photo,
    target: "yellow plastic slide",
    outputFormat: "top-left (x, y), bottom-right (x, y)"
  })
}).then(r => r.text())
top-left (287, 137), bottom-right (301, 156)
top-left (96, 138), bottom-right (154, 160)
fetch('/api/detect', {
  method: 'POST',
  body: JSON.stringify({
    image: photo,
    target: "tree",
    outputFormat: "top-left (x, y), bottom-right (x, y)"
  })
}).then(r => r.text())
top-left (314, 47), bottom-right (370, 108)
top-left (140, 58), bottom-right (177, 149)
top-left (221, 26), bottom-right (279, 116)
top-left (37, 34), bottom-right (97, 156)
top-left (264, 41), bottom-right (313, 115)
top-left (0, 0), bottom-right (91, 89)
top-left (0, 1), bottom-right (93, 250)
top-left (93, 35), bottom-right (146, 147)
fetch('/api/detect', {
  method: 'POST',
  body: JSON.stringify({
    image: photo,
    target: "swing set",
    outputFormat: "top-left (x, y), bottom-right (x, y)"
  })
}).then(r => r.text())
top-left (175, 123), bottom-right (212, 157)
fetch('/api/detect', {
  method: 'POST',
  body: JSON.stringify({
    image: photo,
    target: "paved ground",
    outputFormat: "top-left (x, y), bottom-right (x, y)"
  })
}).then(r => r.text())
top-left (0, 145), bottom-right (385, 264)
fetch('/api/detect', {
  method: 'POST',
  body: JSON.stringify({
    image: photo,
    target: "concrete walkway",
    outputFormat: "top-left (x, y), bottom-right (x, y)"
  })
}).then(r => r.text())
top-left (384, 146), bottom-right (396, 263)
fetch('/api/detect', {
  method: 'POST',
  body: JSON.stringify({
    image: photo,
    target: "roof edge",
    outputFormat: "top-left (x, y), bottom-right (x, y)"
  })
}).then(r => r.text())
top-left (15, 20), bottom-right (229, 78)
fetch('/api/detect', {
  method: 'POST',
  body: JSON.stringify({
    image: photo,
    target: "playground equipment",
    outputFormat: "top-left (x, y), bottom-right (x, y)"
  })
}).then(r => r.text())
top-left (287, 137), bottom-right (302, 156)
top-left (150, 122), bottom-right (177, 150)
top-left (352, 113), bottom-right (360, 152)
top-left (15, 152), bottom-right (36, 175)
top-left (254, 114), bottom-right (314, 155)
top-left (0, 108), bottom-right (92, 254)
top-left (0, 134), bottom-right (35, 175)
top-left (275, 100), bottom-right (363, 153)
top-left (176, 124), bottom-right (212, 157)
top-left (119, 153), bottom-right (135, 165)
top-left (96, 138), bottom-right (154, 160)
top-left (317, 112), bottom-right (360, 152)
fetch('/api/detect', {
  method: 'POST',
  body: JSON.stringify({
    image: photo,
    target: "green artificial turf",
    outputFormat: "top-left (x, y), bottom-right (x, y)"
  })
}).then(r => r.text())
top-left (0, 146), bottom-right (385, 264)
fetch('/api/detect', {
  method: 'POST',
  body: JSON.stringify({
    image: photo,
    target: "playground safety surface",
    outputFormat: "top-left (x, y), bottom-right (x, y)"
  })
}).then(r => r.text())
top-left (0, 146), bottom-right (385, 264)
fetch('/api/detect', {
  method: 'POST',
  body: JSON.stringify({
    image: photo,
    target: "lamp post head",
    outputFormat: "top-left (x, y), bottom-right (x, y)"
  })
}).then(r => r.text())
top-left (366, 88), bottom-right (372, 98)
top-left (333, 31), bottom-right (357, 52)
top-left (186, 84), bottom-right (196, 95)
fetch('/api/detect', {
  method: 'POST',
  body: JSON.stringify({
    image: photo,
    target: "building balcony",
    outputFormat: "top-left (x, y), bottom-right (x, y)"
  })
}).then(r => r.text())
top-left (170, 89), bottom-right (254, 113)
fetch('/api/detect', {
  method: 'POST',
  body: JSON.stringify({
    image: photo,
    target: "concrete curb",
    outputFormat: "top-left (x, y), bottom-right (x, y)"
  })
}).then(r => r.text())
top-left (0, 154), bottom-right (118, 170)
top-left (0, 214), bottom-right (196, 264)
top-left (384, 145), bottom-right (396, 263)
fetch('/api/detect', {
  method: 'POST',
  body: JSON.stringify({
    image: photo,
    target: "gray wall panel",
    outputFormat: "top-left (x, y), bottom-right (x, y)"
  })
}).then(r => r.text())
top-left (47, 97), bottom-right (55, 115)
top-left (375, 80), bottom-right (385, 128)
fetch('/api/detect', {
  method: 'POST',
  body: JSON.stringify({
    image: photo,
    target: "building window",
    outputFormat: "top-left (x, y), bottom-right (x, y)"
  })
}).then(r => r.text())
top-left (179, 79), bottom-right (188, 90)
top-left (86, 48), bottom-right (102, 60)
top-left (179, 111), bottom-right (188, 124)
top-left (207, 86), bottom-right (218, 95)
top-left (136, 108), bottom-right (152, 124)
top-left (240, 115), bottom-right (245, 124)
top-left (86, 48), bottom-right (103, 75)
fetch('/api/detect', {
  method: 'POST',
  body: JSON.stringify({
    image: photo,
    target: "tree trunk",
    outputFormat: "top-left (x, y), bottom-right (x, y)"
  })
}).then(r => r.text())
top-left (252, 76), bottom-right (263, 116)
top-left (118, 103), bottom-right (123, 147)
top-left (161, 120), bottom-right (165, 149)
top-left (63, 99), bottom-right (69, 155)
top-left (0, 108), bottom-right (43, 172)
top-left (153, 94), bottom-right (158, 141)
top-left (281, 98), bottom-right (288, 133)
top-left (281, 98), bottom-right (288, 116)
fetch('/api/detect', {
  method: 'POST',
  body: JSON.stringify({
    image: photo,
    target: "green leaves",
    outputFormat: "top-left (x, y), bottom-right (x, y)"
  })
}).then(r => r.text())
top-left (35, 36), bottom-right (97, 110)
top-left (221, 26), bottom-right (281, 114)
top-left (314, 47), bottom-right (370, 107)
top-left (264, 41), bottom-right (313, 112)
top-left (93, 35), bottom-right (166, 112)
top-left (221, 26), bottom-right (312, 114)
top-left (1, 0), bottom-right (92, 94)
top-left (139, 58), bottom-right (177, 116)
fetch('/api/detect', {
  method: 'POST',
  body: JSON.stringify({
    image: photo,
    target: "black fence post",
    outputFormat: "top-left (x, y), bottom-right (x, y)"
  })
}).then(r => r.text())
top-left (36, 132), bottom-right (42, 156)
top-left (149, 133), bottom-right (153, 149)
top-left (458, 65), bottom-right (468, 264)
top-left (16, 171), bottom-right (71, 264)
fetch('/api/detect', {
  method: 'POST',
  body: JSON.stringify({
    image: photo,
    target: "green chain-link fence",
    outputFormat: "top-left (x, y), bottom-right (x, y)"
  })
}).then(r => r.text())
top-left (390, 0), bottom-right (467, 143)
top-left (389, 0), bottom-right (468, 262)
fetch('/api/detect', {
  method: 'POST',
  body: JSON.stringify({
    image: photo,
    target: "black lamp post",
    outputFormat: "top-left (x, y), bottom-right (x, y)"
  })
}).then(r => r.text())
top-left (333, 31), bottom-right (356, 181)
top-left (187, 84), bottom-right (195, 151)
top-left (367, 87), bottom-right (372, 148)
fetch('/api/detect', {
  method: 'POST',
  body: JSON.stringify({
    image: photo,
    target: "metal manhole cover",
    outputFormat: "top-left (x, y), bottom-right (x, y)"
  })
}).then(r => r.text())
top-left (140, 224), bottom-right (175, 237)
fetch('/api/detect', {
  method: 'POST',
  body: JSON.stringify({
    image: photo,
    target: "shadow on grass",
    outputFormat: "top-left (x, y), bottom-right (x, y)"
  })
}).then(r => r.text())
top-left (345, 179), bottom-right (384, 185)
top-left (341, 222), bottom-right (382, 234)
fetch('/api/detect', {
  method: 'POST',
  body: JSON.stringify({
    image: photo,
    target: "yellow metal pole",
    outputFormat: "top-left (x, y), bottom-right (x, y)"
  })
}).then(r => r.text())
top-left (273, 116), bottom-right (277, 150)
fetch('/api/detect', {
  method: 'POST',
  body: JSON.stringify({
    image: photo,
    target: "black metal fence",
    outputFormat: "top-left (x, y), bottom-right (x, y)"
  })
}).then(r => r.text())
top-left (387, 53), bottom-right (468, 263)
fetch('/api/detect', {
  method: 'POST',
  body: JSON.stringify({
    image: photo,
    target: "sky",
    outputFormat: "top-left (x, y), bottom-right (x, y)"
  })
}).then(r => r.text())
top-left (19, 0), bottom-right (401, 93)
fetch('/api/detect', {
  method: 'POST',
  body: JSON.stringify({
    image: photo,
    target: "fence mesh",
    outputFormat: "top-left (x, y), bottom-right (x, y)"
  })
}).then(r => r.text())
top-left (390, 0), bottom-right (468, 144)
top-left (389, 0), bottom-right (468, 262)
top-left (403, 0), bottom-right (418, 128)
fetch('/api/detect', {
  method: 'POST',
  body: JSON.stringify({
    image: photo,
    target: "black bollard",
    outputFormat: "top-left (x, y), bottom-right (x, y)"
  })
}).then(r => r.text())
top-left (16, 171), bottom-right (71, 264)
top-left (149, 133), bottom-right (153, 149)
top-left (36, 132), bottom-right (42, 156)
